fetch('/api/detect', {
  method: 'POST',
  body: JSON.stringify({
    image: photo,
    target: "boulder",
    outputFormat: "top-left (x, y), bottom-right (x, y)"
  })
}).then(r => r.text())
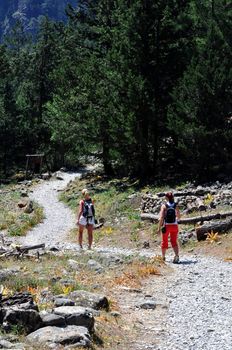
top-left (40, 313), bottom-right (66, 327)
top-left (16, 301), bottom-right (39, 311)
top-left (26, 325), bottom-right (91, 348)
top-left (54, 298), bottom-right (75, 307)
top-left (1, 292), bottom-right (35, 308)
top-left (1, 307), bottom-right (42, 333)
top-left (53, 306), bottom-right (94, 331)
top-left (69, 290), bottom-right (109, 311)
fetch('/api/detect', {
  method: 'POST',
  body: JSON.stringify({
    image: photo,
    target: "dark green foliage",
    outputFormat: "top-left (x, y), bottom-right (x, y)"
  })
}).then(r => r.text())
top-left (168, 0), bottom-right (232, 180)
top-left (0, 0), bottom-right (232, 182)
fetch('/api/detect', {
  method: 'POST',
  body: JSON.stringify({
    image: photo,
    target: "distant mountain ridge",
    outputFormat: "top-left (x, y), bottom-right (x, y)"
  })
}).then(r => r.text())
top-left (0, 0), bottom-right (77, 40)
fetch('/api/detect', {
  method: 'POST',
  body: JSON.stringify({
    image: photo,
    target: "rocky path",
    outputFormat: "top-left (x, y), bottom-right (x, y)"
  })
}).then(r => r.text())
top-left (157, 254), bottom-right (232, 350)
top-left (20, 175), bottom-right (232, 350)
top-left (108, 252), bottom-right (231, 350)
top-left (112, 270), bottom-right (169, 350)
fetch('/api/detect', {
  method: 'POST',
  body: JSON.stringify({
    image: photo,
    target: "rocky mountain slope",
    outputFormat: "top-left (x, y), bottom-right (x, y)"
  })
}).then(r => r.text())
top-left (0, 0), bottom-right (77, 39)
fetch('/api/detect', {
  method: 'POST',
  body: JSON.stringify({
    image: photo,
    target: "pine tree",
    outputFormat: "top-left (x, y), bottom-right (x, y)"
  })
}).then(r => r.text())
top-left (168, 0), bottom-right (232, 180)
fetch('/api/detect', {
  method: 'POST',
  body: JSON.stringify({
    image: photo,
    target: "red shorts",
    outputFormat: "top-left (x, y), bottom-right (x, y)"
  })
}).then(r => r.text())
top-left (161, 224), bottom-right (178, 249)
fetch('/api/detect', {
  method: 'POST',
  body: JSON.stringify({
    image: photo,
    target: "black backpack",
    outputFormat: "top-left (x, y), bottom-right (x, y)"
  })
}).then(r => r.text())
top-left (83, 199), bottom-right (95, 218)
top-left (165, 202), bottom-right (176, 223)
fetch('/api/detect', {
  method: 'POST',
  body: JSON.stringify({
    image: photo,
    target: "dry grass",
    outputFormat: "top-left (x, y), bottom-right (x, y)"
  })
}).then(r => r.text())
top-left (109, 261), bottom-right (161, 290)
top-left (224, 257), bottom-right (232, 262)
top-left (0, 185), bottom-right (44, 236)
top-left (0, 250), bottom-right (163, 349)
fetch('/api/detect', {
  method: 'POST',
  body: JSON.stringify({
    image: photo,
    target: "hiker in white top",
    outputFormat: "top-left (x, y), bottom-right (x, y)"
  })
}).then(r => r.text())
top-left (77, 188), bottom-right (95, 250)
top-left (158, 192), bottom-right (180, 263)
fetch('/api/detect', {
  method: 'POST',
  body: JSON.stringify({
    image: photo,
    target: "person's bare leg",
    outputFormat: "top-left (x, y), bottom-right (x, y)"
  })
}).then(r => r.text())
top-left (87, 225), bottom-right (93, 249)
top-left (172, 245), bottom-right (179, 263)
top-left (173, 245), bottom-right (179, 256)
top-left (161, 248), bottom-right (167, 261)
top-left (78, 225), bottom-right (84, 248)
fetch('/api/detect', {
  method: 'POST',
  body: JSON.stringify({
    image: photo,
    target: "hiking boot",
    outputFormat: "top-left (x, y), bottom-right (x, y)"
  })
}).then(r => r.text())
top-left (173, 255), bottom-right (179, 264)
top-left (79, 244), bottom-right (83, 250)
top-left (162, 256), bottom-right (166, 262)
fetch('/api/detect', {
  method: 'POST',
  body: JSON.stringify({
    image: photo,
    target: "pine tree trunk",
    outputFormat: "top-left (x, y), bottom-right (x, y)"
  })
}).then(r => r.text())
top-left (102, 138), bottom-right (113, 176)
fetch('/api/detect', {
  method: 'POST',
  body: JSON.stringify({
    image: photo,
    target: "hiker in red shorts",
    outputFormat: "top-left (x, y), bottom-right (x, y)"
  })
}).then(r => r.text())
top-left (158, 192), bottom-right (180, 263)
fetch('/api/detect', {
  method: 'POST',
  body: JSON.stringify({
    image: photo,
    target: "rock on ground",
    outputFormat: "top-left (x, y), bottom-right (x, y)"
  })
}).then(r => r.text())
top-left (26, 325), bottom-right (91, 347)
top-left (53, 306), bottom-right (95, 331)
top-left (69, 290), bottom-right (109, 310)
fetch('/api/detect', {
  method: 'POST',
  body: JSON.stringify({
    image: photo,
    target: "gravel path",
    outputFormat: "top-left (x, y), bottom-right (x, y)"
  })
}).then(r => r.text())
top-left (107, 252), bottom-right (232, 350)
top-left (157, 254), bottom-right (232, 350)
top-left (19, 175), bottom-right (232, 349)
top-left (19, 171), bottom-right (81, 245)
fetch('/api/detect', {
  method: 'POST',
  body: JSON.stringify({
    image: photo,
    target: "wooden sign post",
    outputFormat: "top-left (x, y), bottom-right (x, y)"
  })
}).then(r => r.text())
top-left (25, 154), bottom-right (44, 179)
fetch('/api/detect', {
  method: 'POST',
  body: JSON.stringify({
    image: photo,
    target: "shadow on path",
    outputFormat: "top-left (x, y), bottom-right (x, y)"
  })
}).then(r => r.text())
top-left (178, 259), bottom-right (198, 265)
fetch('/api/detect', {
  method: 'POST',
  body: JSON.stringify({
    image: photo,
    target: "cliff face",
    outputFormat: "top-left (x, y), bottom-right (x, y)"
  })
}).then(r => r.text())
top-left (0, 0), bottom-right (77, 39)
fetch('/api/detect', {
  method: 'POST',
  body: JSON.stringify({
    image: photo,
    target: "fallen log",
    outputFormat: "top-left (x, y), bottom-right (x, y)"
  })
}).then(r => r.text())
top-left (141, 213), bottom-right (159, 223)
top-left (0, 243), bottom-right (45, 258)
top-left (16, 243), bottom-right (45, 254)
top-left (141, 211), bottom-right (232, 225)
top-left (179, 211), bottom-right (232, 224)
top-left (196, 218), bottom-right (232, 241)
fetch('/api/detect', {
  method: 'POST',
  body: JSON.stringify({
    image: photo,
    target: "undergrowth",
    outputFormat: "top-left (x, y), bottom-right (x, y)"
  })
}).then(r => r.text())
top-left (0, 185), bottom-right (44, 236)
top-left (59, 174), bottom-right (164, 248)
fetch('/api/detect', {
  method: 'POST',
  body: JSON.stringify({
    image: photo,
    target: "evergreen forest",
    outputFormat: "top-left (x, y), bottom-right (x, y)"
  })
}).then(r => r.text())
top-left (0, 0), bottom-right (232, 182)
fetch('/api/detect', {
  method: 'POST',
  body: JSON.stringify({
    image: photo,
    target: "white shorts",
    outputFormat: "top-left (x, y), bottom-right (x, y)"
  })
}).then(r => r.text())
top-left (79, 215), bottom-right (95, 226)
